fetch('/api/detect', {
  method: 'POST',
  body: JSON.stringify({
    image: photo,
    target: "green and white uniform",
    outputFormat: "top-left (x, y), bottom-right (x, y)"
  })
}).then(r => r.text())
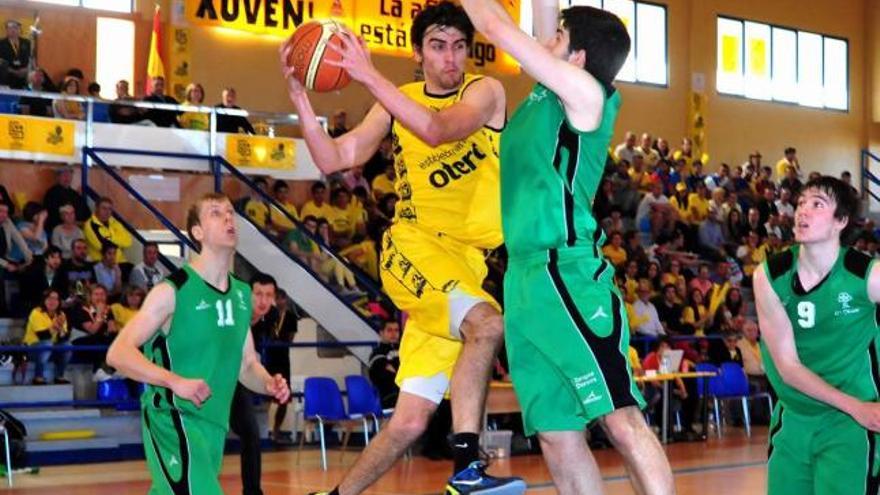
top-left (500, 83), bottom-right (644, 436)
top-left (141, 265), bottom-right (252, 495)
top-left (761, 246), bottom-right (880, 495)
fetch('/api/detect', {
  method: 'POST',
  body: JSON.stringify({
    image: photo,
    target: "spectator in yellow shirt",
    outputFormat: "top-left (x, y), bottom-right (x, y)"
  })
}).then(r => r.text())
top-left (681, 288), bottom-right (709, 336)
top-left (179, 82), bottom-right (209, 131)
top-left (775, 146), bottom-right (800, 179)
top-left (243, 177), bottom-right (271, 229)
top-left (669, 182), bottom-right (691, 224)
top-left (628, 154), bottom-right (653, 193)
top-left (638, 133), bottom-right (660, 169)
top-left (602, 231), bottom-right (627, 268)
top-left (268, 180), bottom-right (300, 235)
top-left (110, 285), bottom-right (145, 329)
top-left (24, 288), bottom-right (70, 384)
top-left (687, 181), bottom-right (710, 223)
top-left (83, 197), bottom-right (132, 263)
top-left (300, 181), bottom-right (334, 221)
top-left (371, 163), bottom-right (396, 202)
top-left (327, 188), bottom-right (363, 249)
top-left (661, 258), bottom-right (685, 288)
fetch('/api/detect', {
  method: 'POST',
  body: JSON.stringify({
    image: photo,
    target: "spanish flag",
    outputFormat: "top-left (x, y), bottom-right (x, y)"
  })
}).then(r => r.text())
top-left (145, 5), bottom-right (165, 95)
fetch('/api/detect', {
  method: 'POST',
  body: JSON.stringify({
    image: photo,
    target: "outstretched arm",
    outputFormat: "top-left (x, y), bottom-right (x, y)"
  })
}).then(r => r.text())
top-left (107, 284), bottom-right (212, 407)
top-left (754, 265), bottom-right (880, 431)
top-left (325, 30), bottom-right (505, 147)
top-left (461, 0), bottom-right (606, 132)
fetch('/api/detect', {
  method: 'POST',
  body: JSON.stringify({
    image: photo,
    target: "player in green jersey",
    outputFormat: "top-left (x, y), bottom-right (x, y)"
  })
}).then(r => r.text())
top-left (107, 193), bottom-right (290, 495)
top-left (461, 1), bottom-right (674, 494)
top-left (755, 176), bottom-right (880, 495)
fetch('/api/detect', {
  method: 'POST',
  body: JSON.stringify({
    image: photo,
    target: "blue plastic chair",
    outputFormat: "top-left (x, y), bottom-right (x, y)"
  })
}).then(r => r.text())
top-left (344, 375), bottom-right (382, 444)
top-left (96, 378), bottom-right (130, 403)
top-left (695, 363), bottom-right (723, 437)
top-left (299, 377), bottom-right (357, 471)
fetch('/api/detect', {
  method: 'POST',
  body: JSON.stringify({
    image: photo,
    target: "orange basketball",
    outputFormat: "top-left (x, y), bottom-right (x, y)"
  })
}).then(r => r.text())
top-left (287, 20), bottom-right (352, 93)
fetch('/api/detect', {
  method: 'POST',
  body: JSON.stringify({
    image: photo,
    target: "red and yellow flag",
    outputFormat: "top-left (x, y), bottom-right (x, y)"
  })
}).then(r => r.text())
top-left (145, 5), bottom-right (165, 95)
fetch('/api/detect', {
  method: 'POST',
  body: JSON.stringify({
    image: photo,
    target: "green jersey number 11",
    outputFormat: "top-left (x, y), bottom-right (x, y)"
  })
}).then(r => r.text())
top-left (216, 299), bottom-right (235, 327)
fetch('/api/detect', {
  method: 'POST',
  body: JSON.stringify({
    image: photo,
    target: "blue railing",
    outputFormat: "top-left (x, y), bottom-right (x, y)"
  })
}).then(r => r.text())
top-left (861, 149), bottom-right (880, 203)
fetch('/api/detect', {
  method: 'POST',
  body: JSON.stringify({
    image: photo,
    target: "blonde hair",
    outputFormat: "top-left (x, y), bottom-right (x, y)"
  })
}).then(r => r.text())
top-left (184, 82), bottom-right (204, 104)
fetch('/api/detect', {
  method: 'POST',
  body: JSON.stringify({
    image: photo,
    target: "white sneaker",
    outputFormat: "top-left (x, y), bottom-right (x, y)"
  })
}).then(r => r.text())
top-left (93, 369), bottom-right (112, 382)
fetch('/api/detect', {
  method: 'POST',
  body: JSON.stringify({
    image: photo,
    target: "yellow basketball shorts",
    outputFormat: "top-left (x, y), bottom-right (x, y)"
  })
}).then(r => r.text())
top-left (380, 223), bottom-right (499, 402)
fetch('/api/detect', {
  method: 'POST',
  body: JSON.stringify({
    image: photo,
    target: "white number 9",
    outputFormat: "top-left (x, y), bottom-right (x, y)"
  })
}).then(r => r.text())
top-left (797, 301), bottom-right (815, 328)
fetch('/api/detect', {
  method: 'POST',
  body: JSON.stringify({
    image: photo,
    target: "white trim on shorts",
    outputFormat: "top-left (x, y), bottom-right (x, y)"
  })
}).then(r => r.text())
top-left (399, 372), bottom-right (450, 404)
top-left (448, 288), bottom-right (486, 340)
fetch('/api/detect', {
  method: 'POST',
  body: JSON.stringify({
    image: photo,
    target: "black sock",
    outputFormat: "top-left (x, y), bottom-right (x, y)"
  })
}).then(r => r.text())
top-left (451, 432), bottom-right (480, 473)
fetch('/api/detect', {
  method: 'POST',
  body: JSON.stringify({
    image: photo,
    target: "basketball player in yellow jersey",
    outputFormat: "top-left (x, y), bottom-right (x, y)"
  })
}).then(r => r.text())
top-left (280, 3), bottom-right (524, 495)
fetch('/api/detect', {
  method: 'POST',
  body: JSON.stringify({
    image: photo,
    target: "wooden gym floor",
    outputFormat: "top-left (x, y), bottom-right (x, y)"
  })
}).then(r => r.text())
top-left (5, 428), bottom-right (768, 494)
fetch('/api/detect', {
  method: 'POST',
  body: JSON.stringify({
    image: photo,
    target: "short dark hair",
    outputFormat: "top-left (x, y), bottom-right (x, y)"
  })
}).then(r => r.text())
top-left (785, 147), bottom-right (797, 155)
top-left (97, 196), bottom-right (113, 208)
top-left (143, 241), bottom-right (159, 251)
top-left (250, 272), bottom-right (277, 289)
top-left (411, 1), bottom-right (474, 51)
top-left (303, 215), bottom-right (318, 224)
top-left (330, 187), bottom-right (350, 202)
top-left (800, 175), bottom-right (860, 240)
top-left (560, 6), bottom-right (631, 91)
top-left (253, 177), bottom-right (268, 188)
top-left (22, 201), bottom-right (45, 222)
top-left (311, 181), bottom-right (326, 194)
top-left (272, 180), bottom-right (289, 194)
top-left (87, 82), bottom-right (101, 94)
top-left (101, 243), bottom-right (118, 256)
top-left (45, 246), bottom-right (62, 259)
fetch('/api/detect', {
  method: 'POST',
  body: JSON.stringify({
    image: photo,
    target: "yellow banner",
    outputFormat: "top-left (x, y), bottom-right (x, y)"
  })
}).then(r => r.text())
top-left (688, 92), bottom-right (707, 161)
top-left (226, 135), bottom-right (296, 170)
top-left (721, 35), bottom-right (740, 74)
top-left (185, 0), bottom-right (520, 74)
top-left (749, 38), bottom-right (767, 77)
top-left (168, 27), bottom-right (193, 102)
top-left (0, 115), bottom-right (75, 157)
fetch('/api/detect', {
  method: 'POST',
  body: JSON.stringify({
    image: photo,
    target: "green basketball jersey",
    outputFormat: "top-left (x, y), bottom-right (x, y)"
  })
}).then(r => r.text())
top-left (760, 246), bottom-right (880, 416)
top-left (142, 264), bottom-right (252, 429)
top-left (500, 83), bottom-right (620, 256)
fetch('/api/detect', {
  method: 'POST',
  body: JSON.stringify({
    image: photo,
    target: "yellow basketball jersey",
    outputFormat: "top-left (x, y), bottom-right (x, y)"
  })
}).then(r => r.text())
top-left (391, 74), bottom-right (503, 250)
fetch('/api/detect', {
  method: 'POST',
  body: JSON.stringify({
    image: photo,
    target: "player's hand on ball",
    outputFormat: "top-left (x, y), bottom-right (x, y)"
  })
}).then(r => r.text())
top-left (851, 401), bottom-right (880, 432)
top-left (172, 377), bottom-right (212, 408)
top-left (266, 374), bottom-right (290, 404)
top-left (278, 42), bottom-right (306, 97)
top-left (323, 28), bottom-right (376, 85)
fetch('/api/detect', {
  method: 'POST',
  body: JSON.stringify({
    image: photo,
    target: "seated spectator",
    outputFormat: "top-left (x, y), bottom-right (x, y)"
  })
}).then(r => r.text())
top-left (340, 233), bottom-right (380, 282)
top-left (215, 87), bottom-right (255, 134)
top-left (93, 244), bottom-right (123, 299)
top-left (764, 212), bottom-right (783, 240)
top-left (179, 82), bottom-right (209, 130)
top-left (779, 166), bottom-right (803, 197)
top-left (709, 331), bottom-right (744, 366)
top-left (681, 288), bottom-right (709, 336)
top-left (775, 147), bottom-right (800, 180)
top-left (775, 187), bottom-right (794, 219)
top-left (722, 190), bottom-right (743, 220)
top-left (661, 258), bottom-right (685, 288)
top-left (753, 166), bottom-right (775, 197)
top-left (20, 246), bottom-right (66, 309)
top-left (601, 231), bottom-right (627, 268)
top-left (744, 207), bottom-right (767, 239)
top-left (672, 137), bottom-right (695, 174)
top-left (687, 181), bottom-right (711, 224)
top-left (371, 162), bottom-right (396, 202)
top-left (286, 215), bottom-right (322, 271)
top-left (328, 109), bottom-right (349, 138)
top-left (267, 180), bottom-right (300, 235)
top-left (110, 285), bottom-right (145, 329)
top-left (243, 177), bottom-right (271, 229)
top-left (725, 208), bottom-right (747, 246)
top-left (697, 207), bottom-right (728, 261)
top-left (755, 186), bottom-right (778, 226)
top-left (638, 132), bottom-right (660, 168)
top-left (623, 230), bottom-right (648, 267)
top-left (641, 337), bottom-right (688, 425)
top-left (628, 154), bottom-right (652, 193)
top-left (369, 319), bottom-right (401, 408)
top-left (689, 264), bottom-right (713, 298)
top-left (612, 160), bottom-right (639, 214)
top-left (635, 180), bottom-right (670, 232)
top-left (343, 166), bottom-right (371, 197)
top-left (687, 161), bottom-right (707, 192)
top-left (594, 179), bottom-right (616, 223)
top-left (645, 261), bottom-right (663, 295)
top-left (17, 202), bottom-right (48, 257)
top-left (128, 242), bottom-right (169, 292)
top-left (327, 187), bottom-right (364, 249)
top-left (655, 137), bottom-right (671, 159)
top-left (669, 183), bottom-right (692, 224)
top-left (0, 202), bottom-right (33, 307)
top-left (59, 238), bottom-right (94, 305)
top-left (629, 281), bottom-right (665, 337)
top-left (51, 204), bottom-right (85, 259)
top-left (19, 68), bottom-right (53, 117)
top-left (68, 284), bottom-right (117, 373)
top-left (654, 284), bottom-right (684, 335)
top-left (712, 287), bottom-right (746, 334)
top-left (23, 288), bottom-right (70, 385)
top-left (614, 131), bottom-right (638, 164)
top-left (143, 76), bottom-right (180, 128)
top-left (300, 181), bottom-right (333, 222)
top-left (43, 166), bottom-right (91, 233)
top-left (53, 76), bottom-right (85, 120)
top-left (87, 82), bottom-right (101, 98)
top-left (84, 197), bottom-right (132, 263)
top-left (315, 219), bottom-right (358, 294)
top-left (109, 80), bottom-right (145, 124)
top-left (736, 230), bottom-right (768, 280)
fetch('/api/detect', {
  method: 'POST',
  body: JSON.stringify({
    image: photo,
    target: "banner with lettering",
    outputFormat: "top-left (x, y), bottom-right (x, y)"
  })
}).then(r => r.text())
top-left (0, 115), bottom-right (75, 157)
top-left (168, 27), bottom-right (192, 102)
top-left (225, 134), bottom-right (297, 170)
top-left (185, 0), bottom-right (521, 74)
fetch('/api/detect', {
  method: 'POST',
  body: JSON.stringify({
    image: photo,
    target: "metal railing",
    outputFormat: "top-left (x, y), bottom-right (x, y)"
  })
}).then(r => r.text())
top-left (861, 149), bottom-right (880, 203)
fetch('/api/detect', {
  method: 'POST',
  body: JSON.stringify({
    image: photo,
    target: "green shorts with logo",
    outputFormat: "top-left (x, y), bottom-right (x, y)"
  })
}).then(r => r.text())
top-left (504, 248), bottom-right (645, 436)
top-left (768, 404), bottom-right (880, 495)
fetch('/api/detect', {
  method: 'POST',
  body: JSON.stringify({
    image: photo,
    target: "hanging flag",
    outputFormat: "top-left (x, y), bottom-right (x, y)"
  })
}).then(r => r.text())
top-left (145, 5), bottom-right (165, 95)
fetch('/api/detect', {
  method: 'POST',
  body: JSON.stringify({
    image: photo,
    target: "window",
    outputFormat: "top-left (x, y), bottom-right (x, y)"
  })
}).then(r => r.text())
top-left (716, 16), bottom-right (848, 111)
top-left (27, 0), bottom-right (132, 12)
top-left (95, 17), bottom-right (134, 99)
top-left (519, 0), bottom-right (668, 86)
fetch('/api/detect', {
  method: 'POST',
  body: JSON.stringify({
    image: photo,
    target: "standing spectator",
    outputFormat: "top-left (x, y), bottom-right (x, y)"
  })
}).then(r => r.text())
top-left (20, 246), bottom-right (66, 309)
top-left (17, 202), bottom-right (48, 257)
top-left (92, 244), bottom-right (122, 299)
top-left (109, 80), bottom-right (144, 124)
top-left (328, 109), bottom-right (349, 138)
top-left (258, 287), bottom-right (298, 444)
top-left (0, 20), bottom-right (30, 89)
top-left (300, 182), bottom-right (333, 221)
top-left (267, 180), bottom-right (300, 236)
top-left (43, 166), bottom-right (90, 233)
top-left (51, 204), bottom-right (84, 259)
top-left (142, 76), bottom-right (180, 128)
top-left (179, 82), bottom-right (209, 130)
top-left (110, 285), bottom-right (144, 330)
top-left (613, 131), bottom-right (638, 164)
top-left (369, 319), bottom-right (401, 408)
top-left (24, 288), bottom-right (69, 384)
top-left (775, 147), bottom-right (800, 179)
top-left (128, 242), bottom-right (168, 292)
top-left (19, 69), bottom-right (53, 117)
top-left (629, 281), bottom-right (665, 337)
top-left (83, 197), bottom-right (132, 263)
top-left (53, 77), bottom-right (85, 120)
top-left (215, 87), bottom-right (255, 134)
top-left (58, 239), bottom-right (94, 304)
